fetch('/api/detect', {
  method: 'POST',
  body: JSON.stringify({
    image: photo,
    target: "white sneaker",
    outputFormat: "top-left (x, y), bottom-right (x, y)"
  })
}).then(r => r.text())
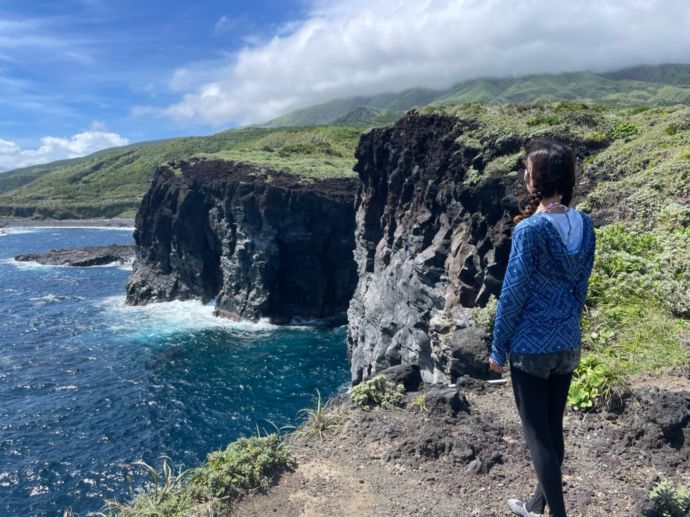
top-left (507, 498), bottom-right (544, 517)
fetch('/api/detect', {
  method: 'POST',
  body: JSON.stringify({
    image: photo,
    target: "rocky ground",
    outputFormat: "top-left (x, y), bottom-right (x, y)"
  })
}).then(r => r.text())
top-left (232, 369), bottom-right (690, 517)
top-left (15, 244), bottom-right (135, 267)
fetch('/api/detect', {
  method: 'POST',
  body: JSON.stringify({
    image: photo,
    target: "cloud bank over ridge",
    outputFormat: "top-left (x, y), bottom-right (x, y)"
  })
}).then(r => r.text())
top-left (0, 130), bottom-right (129, 172)
top-left (145, 0), bottom-right (690, 126)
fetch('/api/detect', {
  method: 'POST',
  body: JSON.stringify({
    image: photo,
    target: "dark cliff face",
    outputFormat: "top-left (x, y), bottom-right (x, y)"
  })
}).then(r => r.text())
top-left (347, 113), bottom-right (522, 385)
top-left (126, 159), bottom-right (358, 323)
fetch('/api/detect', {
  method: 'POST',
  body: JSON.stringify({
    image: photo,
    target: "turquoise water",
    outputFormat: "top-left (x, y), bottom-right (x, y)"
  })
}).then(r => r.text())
top-left (0, 228), bottom-right (350, 516)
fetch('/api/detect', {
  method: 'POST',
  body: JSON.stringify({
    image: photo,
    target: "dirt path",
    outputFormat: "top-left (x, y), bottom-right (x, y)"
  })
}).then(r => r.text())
top-left (232, 371), bottom-right (690, 517)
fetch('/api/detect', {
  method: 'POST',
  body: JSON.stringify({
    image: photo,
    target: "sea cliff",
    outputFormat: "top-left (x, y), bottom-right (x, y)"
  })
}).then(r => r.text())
top-left (125, 158), bottom-right (358, 323)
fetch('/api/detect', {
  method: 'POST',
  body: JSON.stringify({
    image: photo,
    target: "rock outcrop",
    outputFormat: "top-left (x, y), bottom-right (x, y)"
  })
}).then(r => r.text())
top-left (15, 244), bottom-right (135, 267)
top-left (125, 159), bottom-right (358, 323)
top-left (347, 112), bottom-right (522, 385)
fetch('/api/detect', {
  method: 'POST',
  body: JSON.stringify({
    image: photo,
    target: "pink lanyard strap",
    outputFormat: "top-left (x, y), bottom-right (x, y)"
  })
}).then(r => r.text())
top-left (538, 203), bottom-right (573, 240)
top-left (541, 201), bottom-right (567, 212)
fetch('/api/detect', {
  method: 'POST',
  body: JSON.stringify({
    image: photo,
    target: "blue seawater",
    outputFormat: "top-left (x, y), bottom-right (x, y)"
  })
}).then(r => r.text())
top-left (0, 228), bottom-right (350, 516)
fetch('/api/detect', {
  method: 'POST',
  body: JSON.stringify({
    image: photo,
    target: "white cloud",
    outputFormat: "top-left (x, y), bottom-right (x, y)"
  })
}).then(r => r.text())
top-left (0, 130), bottom-right (128, 172)
top-left (214, 15), bottom-right (240, 34)
top-left (0, 17), bottom-right (93, 65)
top-left (143, 0), bottom-right (690, 126)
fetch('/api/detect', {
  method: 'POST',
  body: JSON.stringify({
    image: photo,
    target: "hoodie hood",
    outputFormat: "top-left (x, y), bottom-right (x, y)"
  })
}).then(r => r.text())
top-left (527, 210), bottom-right (595, 285)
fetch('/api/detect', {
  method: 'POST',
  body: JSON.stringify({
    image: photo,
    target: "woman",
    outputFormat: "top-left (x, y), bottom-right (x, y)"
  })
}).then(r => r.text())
top-left (488, 139), bottom-right (596, 517)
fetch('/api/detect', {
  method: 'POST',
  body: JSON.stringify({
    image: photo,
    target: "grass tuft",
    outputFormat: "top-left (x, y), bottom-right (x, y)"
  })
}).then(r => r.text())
top-left (105, 434), bottom-right (295, 516)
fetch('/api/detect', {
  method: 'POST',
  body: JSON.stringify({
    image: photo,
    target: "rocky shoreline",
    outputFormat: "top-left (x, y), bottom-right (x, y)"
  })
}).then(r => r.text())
top-left (15, 244), bottom-right (135, 267)
top-left (0, 217), bottom-right (134, 228)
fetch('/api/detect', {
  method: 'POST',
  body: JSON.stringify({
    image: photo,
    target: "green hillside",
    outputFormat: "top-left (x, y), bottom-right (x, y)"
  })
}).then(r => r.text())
top-left (260, 87), bottom-right (440, 128)
top-left (0, 126), bottom-right (363, 219)
top-left (433, 70), bottom-right (690, 106)
top-left (262, 64), bottom-right (690, 127)
top-left (602, 63), bottom-right (690, 85)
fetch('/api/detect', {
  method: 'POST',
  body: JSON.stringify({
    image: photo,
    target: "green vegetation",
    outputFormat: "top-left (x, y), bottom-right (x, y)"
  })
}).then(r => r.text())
top-left (433, 68), bottom-right (690, 107)
top-left (611, 121), bottom-right (639, 140)
top-left (648, 478), bottom-right (690, 517)
top-left (195, 125), bottom-right (362, 182)
top-left (567, 355), bottom-right (626, 411)
top-left (350, 375), bottom-right (405, 410)
top-left (410, 394), bottom-right (429, 413)
top-left (107, 433), bottom-right (295, 516)
top-left (570, 224), bottom-right (690, 410)
top-left (260, 87), bottom-right (439, 127)
top-left (0, 125), bottom-right (362, 218)
top-left (471, 294), bottom-right (498, 332)
top-left (294, 389), bottom-right (350, 440)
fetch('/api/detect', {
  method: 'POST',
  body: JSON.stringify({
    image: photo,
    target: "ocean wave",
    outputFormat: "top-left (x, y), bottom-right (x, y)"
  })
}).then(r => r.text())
top-left (1, 258), bottom-right (129, 270)
top-left (30, 294), bottom-right (70, 303)
top-left (3, 226), bottom-right (134, 232)
top-left (2, 228), bottom-right (40, 235)
top-left (0, 258), bottom-right (56, 270)
top-left (99, 296), bottom-right (281, 335)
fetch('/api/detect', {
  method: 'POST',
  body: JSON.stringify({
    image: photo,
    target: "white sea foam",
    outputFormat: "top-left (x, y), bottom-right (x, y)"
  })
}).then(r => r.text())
top-left (2, 228), bottom-right (40, 235)
top-left (4, 226), bottom-right (134, 232)
top-left (99, 296), bottom-right (281, 336)
top-left (30, 294), bottom-right (65, 303)
top-left (53, 385), bottom-right (78, 391)
top-left (1, 258), bottom-right (128, 270)
top-left (0, 258), bottom-right (56, 270)
top-left (85, 261), bottom-right (127, 268)
top-left (29, 485), bottom-right (49, 496)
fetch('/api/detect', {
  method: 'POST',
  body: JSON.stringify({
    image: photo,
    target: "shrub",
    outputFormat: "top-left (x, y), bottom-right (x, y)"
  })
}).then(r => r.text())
top-left (526, 114), bottom-right (560, 127)
top-left (567, 354), bottom-right (626, 411)
top-left (108, 434), bottom-right (295, 515)
top-left (665, 123), bottom-right (679, 136)
top-left (649, 478), bottom-right (690, 517)
top-left (350, 375), bottom-right (405, 410)
top-left (411, 394), bottom-right (428, 413)
top-left (583, 130), bottom-right (608, 145)
top-left (189, 434), bottom-right (295, 502)
top-left (106, 457), bottom-right (195, 516)
top-left (483, 152), bottom-right (523, 177)
top-left (471, 295), bottom-right (498, 332)
top-left (611, 121), bottom-right (639, 140)
top-left (588, 224), bottom-right (690, 318)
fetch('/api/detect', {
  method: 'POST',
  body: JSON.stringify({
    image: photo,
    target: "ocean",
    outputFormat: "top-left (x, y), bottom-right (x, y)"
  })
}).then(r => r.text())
top-left (0, 227), bottom-right (350, 516)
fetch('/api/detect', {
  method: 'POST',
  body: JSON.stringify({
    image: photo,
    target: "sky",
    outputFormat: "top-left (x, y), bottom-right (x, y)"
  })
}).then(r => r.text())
top-left (1, 0), bottom-right (689, 171)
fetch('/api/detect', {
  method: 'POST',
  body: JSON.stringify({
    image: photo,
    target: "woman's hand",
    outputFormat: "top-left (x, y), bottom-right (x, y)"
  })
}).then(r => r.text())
top-left (488, 358), bottom-right (505, 374)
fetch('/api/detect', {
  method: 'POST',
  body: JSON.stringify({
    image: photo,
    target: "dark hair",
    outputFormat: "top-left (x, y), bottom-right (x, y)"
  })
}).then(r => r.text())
top-left (513, 139), bottom-right (576, 223)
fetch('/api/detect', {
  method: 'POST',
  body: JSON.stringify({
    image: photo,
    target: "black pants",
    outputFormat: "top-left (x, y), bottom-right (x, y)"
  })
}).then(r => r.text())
top-left (510, 364), bottom-right (573, 517)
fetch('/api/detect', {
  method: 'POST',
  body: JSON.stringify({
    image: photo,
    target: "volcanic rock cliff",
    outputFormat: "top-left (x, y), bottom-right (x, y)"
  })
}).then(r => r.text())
top-left (126, 159), bottom-right (358, 323)
top-left (347, 112), bottom-right (523, 385)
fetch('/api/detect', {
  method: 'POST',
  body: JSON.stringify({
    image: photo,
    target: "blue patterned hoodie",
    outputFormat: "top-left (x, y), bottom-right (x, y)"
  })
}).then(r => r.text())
top-left (490, 209), bottom-right (596, 366)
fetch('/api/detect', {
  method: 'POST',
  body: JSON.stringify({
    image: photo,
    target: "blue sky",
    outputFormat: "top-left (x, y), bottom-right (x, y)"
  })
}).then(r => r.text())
top-left (1, 0), bottom-right (689, 171)
top-left (0, 0), bottom-right (308, 147)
